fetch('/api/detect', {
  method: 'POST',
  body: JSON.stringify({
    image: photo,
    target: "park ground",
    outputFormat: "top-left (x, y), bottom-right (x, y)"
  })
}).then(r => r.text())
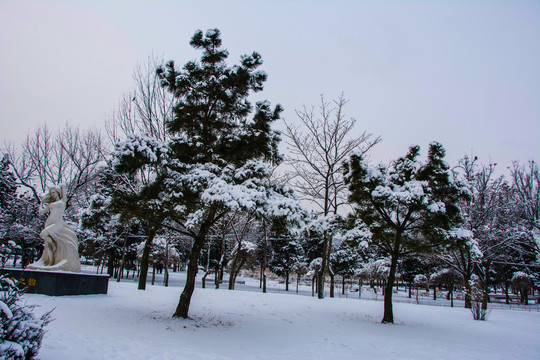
top-left (24, 267), bottom-right (540, 360)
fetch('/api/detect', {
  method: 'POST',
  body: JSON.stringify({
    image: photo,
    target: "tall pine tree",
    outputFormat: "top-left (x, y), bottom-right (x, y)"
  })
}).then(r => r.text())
top-left (113, 29), bottom-right (303, 318)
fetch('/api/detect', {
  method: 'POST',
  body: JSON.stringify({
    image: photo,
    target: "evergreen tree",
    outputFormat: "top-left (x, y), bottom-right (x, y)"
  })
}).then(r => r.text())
top-left (0, 156), bottom-right (42, 268)
top-left (0, 246), bottom-right (52, 359)
top-left (344, 142), bottom-right (468, 323)
top-left (113, 29), bottom-right (303, 318)
top-left (330, 241), bottom-right (359, 295)
top-left (269, 239), bottom-right (306, 291)
top-left (0, 156), bottom-right (17, 239)
top-left (81, 165), bottom-right (139, 278)
top-left (398, 256), bottom-right (430, 298)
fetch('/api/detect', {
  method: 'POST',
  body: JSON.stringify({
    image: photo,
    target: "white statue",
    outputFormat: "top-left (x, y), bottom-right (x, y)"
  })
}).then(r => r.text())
top-left (27, 185), bottom-right (81, 272)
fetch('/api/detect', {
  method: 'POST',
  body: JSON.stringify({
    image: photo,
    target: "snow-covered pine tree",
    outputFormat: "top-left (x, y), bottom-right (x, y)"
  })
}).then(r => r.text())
top-left (269, 239), bottom-right (306, 291)
top-left (0, 155), bottom-right (17, 242)
top-left (330, 242), bottom-right (359, 295)
top-left (344, 142), bottom-right (469, 323)
top-left (0, 246), bottom-right (52, 359)
top-left (0, 156), bottom-right (42, 268)
top-left (398, 256), bottom-right (430, 298)
top-left (113, 29), bottom-right (304, 318)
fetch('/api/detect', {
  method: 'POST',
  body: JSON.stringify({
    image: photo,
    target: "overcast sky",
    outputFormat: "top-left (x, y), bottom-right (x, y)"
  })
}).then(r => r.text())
top-left (1, 0), bottom-right (539, 174)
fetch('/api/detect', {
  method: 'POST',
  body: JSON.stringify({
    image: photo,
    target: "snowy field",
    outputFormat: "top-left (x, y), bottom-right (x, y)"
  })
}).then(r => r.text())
top-left (23, 270), bottom-right (540, 360)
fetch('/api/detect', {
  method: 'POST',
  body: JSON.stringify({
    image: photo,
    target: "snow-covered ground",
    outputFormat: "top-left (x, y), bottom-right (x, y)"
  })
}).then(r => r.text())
top-left (23, 269), bottom-right (539, 360)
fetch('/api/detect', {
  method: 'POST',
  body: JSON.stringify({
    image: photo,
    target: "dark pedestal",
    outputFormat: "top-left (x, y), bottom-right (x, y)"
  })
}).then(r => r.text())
top-left (0, 268), bottom-right (109, 296)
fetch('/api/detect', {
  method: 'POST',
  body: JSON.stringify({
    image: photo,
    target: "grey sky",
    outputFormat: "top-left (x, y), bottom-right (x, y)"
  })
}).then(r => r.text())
top-left (1, 0), bottom-right (539, 173)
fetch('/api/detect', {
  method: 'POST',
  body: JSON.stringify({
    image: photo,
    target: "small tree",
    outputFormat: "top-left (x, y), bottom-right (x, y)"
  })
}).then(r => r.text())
top-left (227, 240), bottom-right (257, 290)
top-left (136, 237), bottom-right (180, 286)
top-left (331, 244), bottom-right (359, 295)
top-left (430, 268), bottom-right (461, 307)
top-left (269, 239), bottom-right (306, 291)
top-left (469, 275), bottom-right (489, 320)
top-left (0, 246), bottom-right (52, 359)
top-left (398, 256), bottom-right (428, 298)
top-left (414, 274), bottom-right (428, 304)
top-left (511, 271), bottom-right (533, 305)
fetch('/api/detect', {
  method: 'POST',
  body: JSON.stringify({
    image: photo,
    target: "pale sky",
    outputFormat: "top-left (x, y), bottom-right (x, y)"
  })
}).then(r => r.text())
top-left (1, 0), bottom-right (539, 174)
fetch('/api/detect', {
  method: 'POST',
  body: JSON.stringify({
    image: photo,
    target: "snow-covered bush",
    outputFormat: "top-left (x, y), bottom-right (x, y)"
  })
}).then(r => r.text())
top-left (0, 250), bottom-right (52, 359)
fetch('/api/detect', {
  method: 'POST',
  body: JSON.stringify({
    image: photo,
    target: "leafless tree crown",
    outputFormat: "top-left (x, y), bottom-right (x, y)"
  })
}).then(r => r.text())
top-left (283, 94), bottom-right (381, 215)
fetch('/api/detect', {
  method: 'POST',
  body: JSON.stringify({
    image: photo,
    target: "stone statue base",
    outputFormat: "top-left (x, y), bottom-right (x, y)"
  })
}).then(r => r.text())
top-left (26, 259), bottom-right (81, 273)
top-left (0, 268), bottom-right (109, 296)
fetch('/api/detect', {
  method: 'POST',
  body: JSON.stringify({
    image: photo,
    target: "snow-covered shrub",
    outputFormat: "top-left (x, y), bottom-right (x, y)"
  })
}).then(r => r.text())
top-left (1, 250), bottom-right (52, 359)
top-left (468, 275), bottom-right (489, 321)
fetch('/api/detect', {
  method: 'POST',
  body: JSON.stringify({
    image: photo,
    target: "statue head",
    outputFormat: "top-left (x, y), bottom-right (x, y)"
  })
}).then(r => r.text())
top-left (42, 185), bottom-right (65, 204)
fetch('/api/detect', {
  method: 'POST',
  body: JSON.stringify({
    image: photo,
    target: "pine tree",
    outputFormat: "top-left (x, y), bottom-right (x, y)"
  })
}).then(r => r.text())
top-left (113, 29), bottom-right (303, 318)
top-left (344, 142), bottom-right (469, 323)
top-left (330, 242), bottom-right (359, 295)
top-left (269, 239), bottom-right (306, 291)
top-left (0, 156), bottom-right (17, 240)
top-left (0, 247), bottom-right (52, 359)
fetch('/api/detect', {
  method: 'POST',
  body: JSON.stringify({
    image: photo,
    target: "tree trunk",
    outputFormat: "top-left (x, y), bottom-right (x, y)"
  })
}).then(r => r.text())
top-left (138, 229), bottom-right (156, 290)
top-left (151, 264), bottom-right (156, 285)
top-left (285, 271), bottom-right (289, 291)
top-left (215, 263), bottom-right (220, 289)
top-left (359, 279), bottom-right (362, 298)
top-left (505, 282), bottom-right (510, 304)
top-left (342, 277), bottom-right (346, 295)
top-left (312, 276), bottom-right (315, 297)
top-left (433, 286), bottom-right (437, 300)
top-left (202, 271), bottom-right (208, 289)
top-left (329, 268), bottom-right (335, 298)
top-left (463, 271), bottom-right (472, 309)
top-left (318, 234), bottom-right (329, 299)
top-left (229, 272), bottom-right (236, 290)
top-left (164, 263), bottom-right (169, 287)
top-left (262, 223), bottom-right (267, 293)
top-left (117, 236), bottom-right (128, 283)
top-left (482, 263), bottom-right (490, 310)
top-left (297, 275), bottom-right (300, 294)
top-left (317, 270), bottom-right (324, 299)
top-left (408, 282), bottom-right (412, 298)
top-left (173, 233), bottom-right (205, 318)
top-left (107, 251), bottom-right (115, 278)
top-left (382, 251), bottom-right (399, 324)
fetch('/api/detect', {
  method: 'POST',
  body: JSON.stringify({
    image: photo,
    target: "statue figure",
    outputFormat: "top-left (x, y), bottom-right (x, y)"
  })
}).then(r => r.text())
top-left (27, 185), bottom-right (81, 272)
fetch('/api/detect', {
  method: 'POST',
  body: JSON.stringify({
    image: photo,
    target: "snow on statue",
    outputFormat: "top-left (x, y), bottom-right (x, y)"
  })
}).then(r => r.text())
top-left (27, 185), bottom-right (81, 272)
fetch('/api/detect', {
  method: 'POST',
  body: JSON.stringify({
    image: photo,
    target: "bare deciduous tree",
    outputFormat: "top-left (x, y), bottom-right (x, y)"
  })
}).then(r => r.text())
top-left (4, 123), bottom-right (104, 209)
top-left (510, 160), bottom-right (540, 255)
top-left (283, 94), bottom-right (380, 299)
top-left (106, 56), bottom-right (173, 146)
